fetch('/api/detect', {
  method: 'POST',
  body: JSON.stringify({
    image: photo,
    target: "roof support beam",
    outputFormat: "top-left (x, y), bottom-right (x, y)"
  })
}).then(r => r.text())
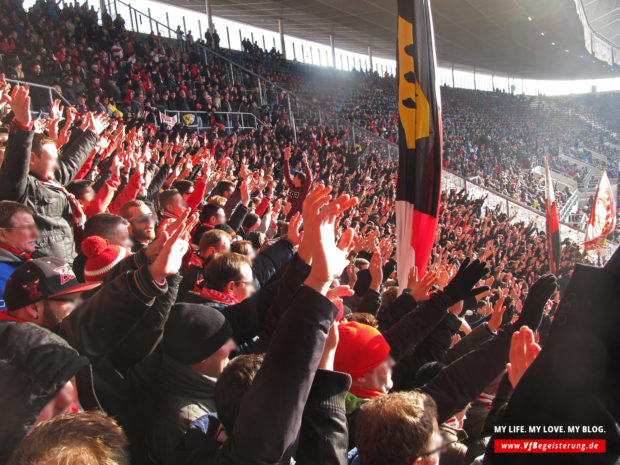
top-left (278, 18), bottom-right (286, 59)
top-left (368, 45), bottom-right (373, 71)
top-left (330, 34), bottom-right (336, 68)
top-left (205, 0), bottom-right (214, 33)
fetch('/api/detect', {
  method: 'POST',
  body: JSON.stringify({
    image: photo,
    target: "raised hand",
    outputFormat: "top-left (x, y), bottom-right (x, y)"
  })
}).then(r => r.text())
top-left (147, 211), bottom-right (198, 282)
top-left (407, 265), bottom-right (438, 301)
top-left (515, 274), bottom-right (557, 332)
top-left (287, 211), bottom-right (303, 247)
top-left (88, 112), bottom-right (109, 135)
top-left (346, 261), bottom-right (357, 289)
top-left (239, 178), bottom-right (250, 205)
top-left (283, 146), bottom-right (291, 161)
top-left (304, 194), bottom-right (358, 295)
top-left (487, 289), bottom-right (507, 332)
top-left (10, 84), bottom-right (31, 126)
top-left (326, 285), bottom-right (354, 306)
top-left (50, 99), bottom-right (64, 121)
top-left (506, 326), bottom-right (541, 388)
top-left (443, 257), bottom-right (490, 304)
top-left (369, 247), bottom-right (383, 292)
top-left (298, 184), bottom-right (332, 264)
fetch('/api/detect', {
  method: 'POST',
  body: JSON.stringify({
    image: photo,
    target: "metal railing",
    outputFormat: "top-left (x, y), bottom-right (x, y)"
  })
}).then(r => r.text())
top-left (5, 78), bottom-right (72, 109)
top-left (161, 110), bottom-right (265, 130)
top-left (111, 0), bottom-right (300, 125)
top-left (560, 189), bottom-right (580, 221)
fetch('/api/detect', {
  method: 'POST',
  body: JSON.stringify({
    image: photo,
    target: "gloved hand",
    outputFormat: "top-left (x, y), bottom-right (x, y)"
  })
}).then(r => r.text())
top-left (443, 257), bottom-right (490, 304)
top-left (514, 274), bottom-right (557, 332)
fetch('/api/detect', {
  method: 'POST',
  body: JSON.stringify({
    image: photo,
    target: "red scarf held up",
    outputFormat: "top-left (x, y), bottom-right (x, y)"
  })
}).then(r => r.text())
top-left (200, 287), bottom-right (239, 305)
top-left (38, 179), bottom-right (86, 231)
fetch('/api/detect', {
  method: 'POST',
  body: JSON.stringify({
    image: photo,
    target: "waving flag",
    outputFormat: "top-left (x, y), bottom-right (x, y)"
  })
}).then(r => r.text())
top-left (395, 0), bottom-right (442, 291)
top-left (544, 157), bottom-right (561, 274)
top-left (585, 170), bottom-right (617, 249)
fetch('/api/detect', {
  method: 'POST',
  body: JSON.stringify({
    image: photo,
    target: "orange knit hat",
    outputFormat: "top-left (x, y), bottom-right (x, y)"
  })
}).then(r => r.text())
top-left (334, 321), bottom-right (391, 380)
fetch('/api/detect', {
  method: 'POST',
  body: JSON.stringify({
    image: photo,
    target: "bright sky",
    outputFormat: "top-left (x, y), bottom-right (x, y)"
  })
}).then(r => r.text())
top-left (24, 0), bottom-right (620, 96)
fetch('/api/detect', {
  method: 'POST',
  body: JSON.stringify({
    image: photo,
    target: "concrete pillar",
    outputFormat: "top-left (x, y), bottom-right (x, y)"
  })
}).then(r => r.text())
top-left (278, 18), bottom-right (286, 59)
top-left (368, 45), bottom-right (373, 72)
top-left (451, 64), bottom-right (455, 87)
top-left (205, 0), bottom-right (213, 34)
top-left (330, 34), bottom-right (336, 68)
top-left (99, 0), bottom-right (107, 20)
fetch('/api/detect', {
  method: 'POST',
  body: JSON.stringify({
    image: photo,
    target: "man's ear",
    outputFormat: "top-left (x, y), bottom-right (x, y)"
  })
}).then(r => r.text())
top-left (23, 303), bottom-right (41, 321)
top-left (224, 281), bottom-right (235, 294)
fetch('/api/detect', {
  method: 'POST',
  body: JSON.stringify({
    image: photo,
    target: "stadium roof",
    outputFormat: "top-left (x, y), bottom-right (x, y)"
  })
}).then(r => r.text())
top-left (159, 0), bottom-right (618, 79)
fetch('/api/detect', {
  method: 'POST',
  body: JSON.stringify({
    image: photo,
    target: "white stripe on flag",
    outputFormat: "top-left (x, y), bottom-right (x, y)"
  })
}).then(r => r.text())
top-left (396, 200), bottom-right (416, 294)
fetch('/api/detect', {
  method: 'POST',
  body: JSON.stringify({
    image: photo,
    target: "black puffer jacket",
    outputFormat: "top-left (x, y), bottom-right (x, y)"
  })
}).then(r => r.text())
top-left (0, 124), bottom-right (98, 262)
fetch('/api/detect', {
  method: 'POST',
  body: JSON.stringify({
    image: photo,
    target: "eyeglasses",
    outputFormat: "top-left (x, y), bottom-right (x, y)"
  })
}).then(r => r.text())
top-left (129, 214), bottom-right (155, 223)
top-left (418, 430), bottom-right (459, 458)
top-left (1, 224), bottom-right (37, 231)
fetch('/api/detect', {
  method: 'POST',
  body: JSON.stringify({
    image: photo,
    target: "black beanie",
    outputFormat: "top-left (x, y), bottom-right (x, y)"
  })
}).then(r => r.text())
top-left (242, 212), bottom-right (260, 229)
top-left (163, 303), bottom-right (233, 365)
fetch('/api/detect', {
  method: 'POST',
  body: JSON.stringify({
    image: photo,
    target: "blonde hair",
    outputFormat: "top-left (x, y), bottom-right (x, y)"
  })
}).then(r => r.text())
top-left (7, 411), bottom-right (129, 465)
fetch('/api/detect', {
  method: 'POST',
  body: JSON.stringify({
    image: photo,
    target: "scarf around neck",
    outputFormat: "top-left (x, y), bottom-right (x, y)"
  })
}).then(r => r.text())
top-left (200, 287), bottom-right (239, 306)
top-left (38, 178), bottom-right (87, 230)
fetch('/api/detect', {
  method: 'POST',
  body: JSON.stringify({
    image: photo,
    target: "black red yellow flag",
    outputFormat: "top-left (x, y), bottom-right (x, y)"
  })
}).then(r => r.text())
top-left (395, 0), bottom-right (442, 290)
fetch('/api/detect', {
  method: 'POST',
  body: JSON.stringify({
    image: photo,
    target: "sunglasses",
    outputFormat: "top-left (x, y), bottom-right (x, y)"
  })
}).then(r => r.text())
top-left (1, 224), bottom-right (38, 231)
top-left (129, 213), bottom-right (155, 223)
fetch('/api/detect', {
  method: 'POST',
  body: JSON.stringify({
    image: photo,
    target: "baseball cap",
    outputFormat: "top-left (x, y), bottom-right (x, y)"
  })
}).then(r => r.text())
top-left (3, 257), bottom-right (101, 311)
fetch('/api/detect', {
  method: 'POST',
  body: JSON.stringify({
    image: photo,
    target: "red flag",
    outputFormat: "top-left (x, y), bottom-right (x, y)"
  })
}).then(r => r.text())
top-left (544, 157), bottom-right (561, 274)
top-left (585, 170), bottom-right (617, 250)
top-left (395, 0), bottom-right (442, 291)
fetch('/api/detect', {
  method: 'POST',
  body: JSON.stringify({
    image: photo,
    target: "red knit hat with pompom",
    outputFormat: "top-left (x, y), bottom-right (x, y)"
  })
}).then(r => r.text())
top-left (82, 236), bottom-right (131, 282)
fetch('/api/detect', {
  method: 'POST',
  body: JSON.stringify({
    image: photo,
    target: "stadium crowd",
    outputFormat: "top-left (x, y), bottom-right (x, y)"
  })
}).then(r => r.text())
top-left (338, 75), bottom-right (618, 211)
top-left (0, 1), bottom-right (618, 465)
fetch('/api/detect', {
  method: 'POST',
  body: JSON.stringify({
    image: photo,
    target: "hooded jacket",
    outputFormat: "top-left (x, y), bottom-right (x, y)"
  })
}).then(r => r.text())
top-left (0, 321), bottom-right (92, 463)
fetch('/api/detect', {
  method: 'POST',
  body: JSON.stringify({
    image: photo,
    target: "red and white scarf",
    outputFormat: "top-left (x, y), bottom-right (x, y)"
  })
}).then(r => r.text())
top-left (38, 179), bottom-right (87, 231)
top-left (200, 287), bottom-right (239, 305)
top-left (0, 242), bottom-right (33, 260)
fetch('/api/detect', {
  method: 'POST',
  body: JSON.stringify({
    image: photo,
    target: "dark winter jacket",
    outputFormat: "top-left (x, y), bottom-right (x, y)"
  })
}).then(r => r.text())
top-left (0, 125), bottom-right (98, 262)
top-left (146, 354), bottom-right (218, 465)
top-left (176, 369), bottom-right (351, 465)
top-left (175, 285), bottom-right (346, 465)
top-left (0, 321), bottom-right (92, 463)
